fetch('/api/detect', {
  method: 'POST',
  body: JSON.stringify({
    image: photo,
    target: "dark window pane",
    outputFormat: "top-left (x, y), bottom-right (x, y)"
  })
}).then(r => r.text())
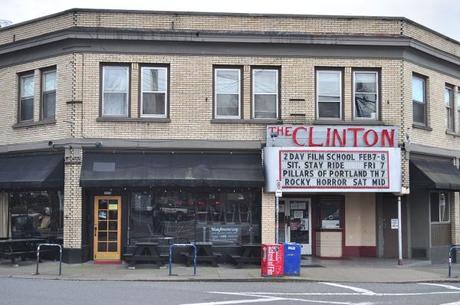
top-left (108, 232), bottom-right (118, 241)
top-left (216, 94), bottom-right (239, 116)
top-left (430, 193), bottom-right (439, 222)
top-left (355, 94), bottom-right (377, 119)
top-left (43, 92), bottom-right (56, 119)
top-left (254, 94), bottom-right (277, 118)
top-left (142, 93), bottom-right (165, 115)
top-left (413, 102), bottom-right (426, 124)
top-left (20, 98), bottom-right (34, 121)
top-left (355, 72), bottom-right (376, 93)
top-left (108, 243), bottom-right (118, 252)
top-left (98, 242), bottom-right (107, 252)
top-left (98, 221), bottom-right (107, 231)
top-left (98, 232), bottom-right (107, 241)
top-left (98, 200), bottom-right (108, 210)
top-left (109, 210), bottom-right (118, 220)
top-left (98, 210), bottom-right (107, 220)
top-left (318, 102), bottom-right (340, 118)
top-left (109, 221), bottom-right (118, 230)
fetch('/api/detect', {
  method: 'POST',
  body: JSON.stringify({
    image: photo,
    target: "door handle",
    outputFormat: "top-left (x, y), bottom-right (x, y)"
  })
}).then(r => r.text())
top-left (94, 225), bottom-right (97, 237)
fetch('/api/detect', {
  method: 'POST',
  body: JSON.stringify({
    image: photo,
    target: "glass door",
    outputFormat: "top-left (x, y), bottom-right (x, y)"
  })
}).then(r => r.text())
top-left (286, 199), bottom-right (311, 255)
top-left (93, 196), bottom-right (122, 262)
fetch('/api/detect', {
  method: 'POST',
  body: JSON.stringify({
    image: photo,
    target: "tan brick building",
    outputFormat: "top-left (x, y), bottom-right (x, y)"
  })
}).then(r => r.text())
top-left (0, 9), bottom-right (459, 264)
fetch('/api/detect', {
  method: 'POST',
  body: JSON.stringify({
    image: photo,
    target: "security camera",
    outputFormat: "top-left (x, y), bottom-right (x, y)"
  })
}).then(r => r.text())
top-left (48, 141), bottom-right (54, 147)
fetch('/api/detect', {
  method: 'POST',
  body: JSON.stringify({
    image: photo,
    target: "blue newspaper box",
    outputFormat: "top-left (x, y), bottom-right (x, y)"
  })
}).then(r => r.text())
top-left (283, 242), bottom-right (301, 276)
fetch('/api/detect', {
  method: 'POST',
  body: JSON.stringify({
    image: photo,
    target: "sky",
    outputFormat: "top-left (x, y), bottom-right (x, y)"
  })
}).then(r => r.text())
top-left (1, 0), bottom-right (459, 41)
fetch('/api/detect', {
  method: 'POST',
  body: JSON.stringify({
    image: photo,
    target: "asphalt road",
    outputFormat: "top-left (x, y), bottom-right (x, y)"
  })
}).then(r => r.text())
top-left (2, 278), bottom-right (460, 305)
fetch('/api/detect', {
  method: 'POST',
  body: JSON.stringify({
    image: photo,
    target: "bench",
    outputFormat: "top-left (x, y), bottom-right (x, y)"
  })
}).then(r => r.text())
top-left (228, 244), bottom-right (261, 268)
top-left (0, 239), bottom-right (47, 264)
top-left (181, 242), bottom-right (220, 267)
top-left (124, 243), bottom-right (165, 269)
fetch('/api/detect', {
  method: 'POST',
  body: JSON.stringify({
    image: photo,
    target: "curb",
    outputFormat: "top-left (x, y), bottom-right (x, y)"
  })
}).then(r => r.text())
top-left (2, 274), bottom-right (460, 284)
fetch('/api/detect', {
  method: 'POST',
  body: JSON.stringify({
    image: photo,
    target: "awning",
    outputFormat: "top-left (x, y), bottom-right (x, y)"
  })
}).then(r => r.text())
top-left (80, 152), bottom-right (264, 188)
top-left (0, 154), bottom-right (64, 189)
top-left (410, 156), bottom-right (460, 190)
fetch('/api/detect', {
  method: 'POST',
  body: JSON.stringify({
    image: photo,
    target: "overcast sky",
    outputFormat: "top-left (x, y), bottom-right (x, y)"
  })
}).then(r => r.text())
top-left (1, 0), bottom-right (459, 41)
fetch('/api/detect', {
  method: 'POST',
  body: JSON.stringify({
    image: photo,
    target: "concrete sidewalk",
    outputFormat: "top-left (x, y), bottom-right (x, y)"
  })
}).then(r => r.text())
top-left (0, 257), bottom-right (459, 283)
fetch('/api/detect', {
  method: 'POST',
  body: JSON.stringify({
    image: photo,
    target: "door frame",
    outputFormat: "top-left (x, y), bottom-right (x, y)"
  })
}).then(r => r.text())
top-left (283, 198), bottom-right (312, 255)
top-left (93, 195), bottom-right (122, 263)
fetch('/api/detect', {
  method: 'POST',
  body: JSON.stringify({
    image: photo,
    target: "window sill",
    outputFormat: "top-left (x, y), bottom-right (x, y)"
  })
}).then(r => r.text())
top-left (96, 117), bottom-right (171, 123)
top-left (446, 130), bottom-right (460, 137)
top-left (412, 124), bottom-right (432, 131)
top-left (12, 119), bottom-right (56, 129)
top-left (211, 119), bottom-right (282, 124)
top-left (313, 120), bottom-right (384, 126)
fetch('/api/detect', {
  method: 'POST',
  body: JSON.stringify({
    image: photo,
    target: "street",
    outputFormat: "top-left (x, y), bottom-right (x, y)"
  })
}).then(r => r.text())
top-left (2, 278), bottom-right (460, 305)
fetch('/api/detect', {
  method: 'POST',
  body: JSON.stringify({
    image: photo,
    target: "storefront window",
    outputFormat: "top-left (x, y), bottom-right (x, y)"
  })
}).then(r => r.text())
top-left (129, 189), bottom-right (261, 245)
top-left (9, 191), bottom-right (63, 239)
top-left (430, 192), bottom-right (450, 223)
top-left (318, 198), bottom-right (342, 229)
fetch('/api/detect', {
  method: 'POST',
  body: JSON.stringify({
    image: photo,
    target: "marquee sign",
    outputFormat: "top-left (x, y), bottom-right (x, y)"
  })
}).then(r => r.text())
top-left (264, 147), bottom-right (401, 193)
top-left (266, 125), bottom-right (399, 148)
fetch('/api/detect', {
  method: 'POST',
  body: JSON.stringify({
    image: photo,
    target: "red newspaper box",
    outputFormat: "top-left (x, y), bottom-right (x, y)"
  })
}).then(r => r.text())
top-left (261, 244), bottom-right (284, 277)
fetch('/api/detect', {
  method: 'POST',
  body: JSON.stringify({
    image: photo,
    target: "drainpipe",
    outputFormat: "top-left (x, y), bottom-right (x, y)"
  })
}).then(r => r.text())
top-left (398, 195), bottom-right (403, 265)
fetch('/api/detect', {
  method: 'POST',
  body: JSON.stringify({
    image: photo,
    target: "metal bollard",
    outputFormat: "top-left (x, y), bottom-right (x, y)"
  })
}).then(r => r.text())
top-left (168, 243), bottom-right (197, 276)
top-left (35, 243), bottom-right (62, 276)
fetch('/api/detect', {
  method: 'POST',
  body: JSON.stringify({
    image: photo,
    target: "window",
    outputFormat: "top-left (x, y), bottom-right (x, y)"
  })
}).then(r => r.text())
top-left (41, 69), bottom-right (56, 120)
top-left (129, 189), bottom-right (261, 245)
top-left (102, 65), bottom-right (129, 117)
top-left (252, 68), bottom-right (279, 119)
top-left (140, 66), bottom-right (168, 118)
top-left (19, 73), bottom-right (34, 122)
top-left (316, 70), bottom-right (342, 119)
top-left (430, 192), bottom-right (450, 223)
top-left (318, 197), bottom-right (342, 229)
top-left (354, 71), bottom-right (378, 119)
top-left (445, 85), bottom-right (454, 131)
top-left (214, 68), bottom-right (241, 119)
top-left (412, 74), bottom-right (427, 125)
top-left (9, 191), bottom-right (63, 239)
top-left (457, 88), bottom-right (460, 132)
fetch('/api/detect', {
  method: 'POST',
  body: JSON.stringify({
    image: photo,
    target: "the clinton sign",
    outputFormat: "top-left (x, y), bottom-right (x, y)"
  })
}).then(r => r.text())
top-left (264, 125), bottom-right (401, 193)
top-left (266, 125), bottom-right (398, 148)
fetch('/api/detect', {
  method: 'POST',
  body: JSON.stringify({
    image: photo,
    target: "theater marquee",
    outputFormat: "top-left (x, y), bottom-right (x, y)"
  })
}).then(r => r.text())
top-left (264, 125), bottom-right (401, 193)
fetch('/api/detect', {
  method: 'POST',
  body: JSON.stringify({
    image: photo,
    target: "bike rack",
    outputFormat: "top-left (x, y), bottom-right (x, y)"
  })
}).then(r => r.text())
top-left (34, 243), bottom-right (63, 276)
top-left (169, 243), bottom-right (197, 276)
top-left (448, 245), bottom-right (460, 277)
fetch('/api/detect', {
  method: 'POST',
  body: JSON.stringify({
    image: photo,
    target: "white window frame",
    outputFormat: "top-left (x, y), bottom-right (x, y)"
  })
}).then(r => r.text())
top-left (101, 65), bottom-right (129, 117)
top-left (445, 85), bottom-right (455, 131)
top-left (214, 68), bottom-right (241, 119)
top-left (353, 71), bottom-right (379, 120)
top-left (19, 73), bottom-right (34, 122)
top-left (457, 88), bottom-right (460, 132)
top-left (41, 69), bottom-right (57, 120)
top-left (412, 74), bottom-right (427, 126)
top-left (316, 70), bottom-right (342, 120)
top-left (252, 68), bottom-right (279, 119)
top-left (140, 66), bottom-right (168, 118)
top-left (430, 192), bottom-right (451, 224)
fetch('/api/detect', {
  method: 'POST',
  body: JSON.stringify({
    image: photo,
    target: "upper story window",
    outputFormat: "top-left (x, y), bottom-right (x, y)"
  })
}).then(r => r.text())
top-left (19, 73), bottom-right (34, 122)
top-left (353, 71), bottom-right (378, 120)
top-left (430, 192), bottom-right (450, 223)
top-left (316, 70), bottom-right (342, 119)
top-left (140, 66), bottom-right (168, 118)
top-left (41, 69), bottom-right (56, 120)
top-left (445, 85), bottom-right (454, 131)
top-left (412, 74), bottom-right (427, 126)
top-left (252, 68), bottom-right (279, 119)
top-left (457, 88), bottom-right (460, 132)
top-left (214, 67), bottom-right (241, 119)
top-left (102, 65), bottom-right (129, 117)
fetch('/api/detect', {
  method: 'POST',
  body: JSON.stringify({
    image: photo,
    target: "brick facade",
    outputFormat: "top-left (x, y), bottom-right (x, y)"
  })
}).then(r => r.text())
top-left (0, 9), bottom-right (459, 260)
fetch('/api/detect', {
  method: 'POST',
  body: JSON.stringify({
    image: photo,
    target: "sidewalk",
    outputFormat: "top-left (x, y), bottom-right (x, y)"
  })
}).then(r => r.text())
top-left (0, 257), bottom-right (459, 283)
